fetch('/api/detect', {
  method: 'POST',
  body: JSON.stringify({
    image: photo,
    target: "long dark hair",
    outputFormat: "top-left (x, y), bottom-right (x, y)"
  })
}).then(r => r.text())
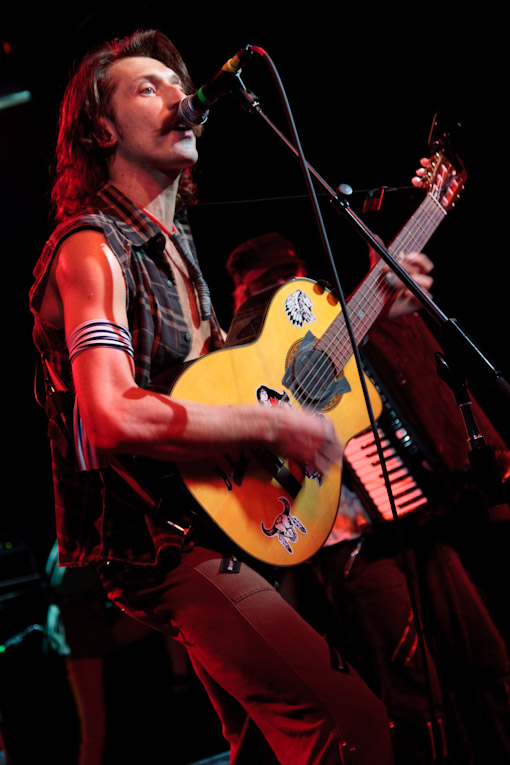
top-left (51, 29), bottom-right (199, 221)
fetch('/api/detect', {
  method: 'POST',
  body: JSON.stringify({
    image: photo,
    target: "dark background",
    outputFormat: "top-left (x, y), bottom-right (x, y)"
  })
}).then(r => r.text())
top-left (0, 4), bottom-right (507, 763)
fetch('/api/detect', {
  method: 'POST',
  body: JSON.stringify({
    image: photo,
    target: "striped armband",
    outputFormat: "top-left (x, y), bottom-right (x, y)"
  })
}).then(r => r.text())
top-left (67, 320), bottom-right (134, 364)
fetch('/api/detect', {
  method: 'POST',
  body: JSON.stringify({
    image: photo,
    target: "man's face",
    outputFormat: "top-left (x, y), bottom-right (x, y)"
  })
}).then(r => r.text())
top-left (104, 56), bottom-right (198, 178)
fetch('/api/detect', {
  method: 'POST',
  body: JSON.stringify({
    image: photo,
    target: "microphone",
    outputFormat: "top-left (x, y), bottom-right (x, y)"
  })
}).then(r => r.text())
top-left (178, 45), bottom-right (257, 126)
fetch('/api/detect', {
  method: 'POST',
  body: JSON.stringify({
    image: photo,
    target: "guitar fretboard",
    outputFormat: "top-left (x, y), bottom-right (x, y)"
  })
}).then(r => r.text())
top-left (317, 191), bottom-right (448, 375)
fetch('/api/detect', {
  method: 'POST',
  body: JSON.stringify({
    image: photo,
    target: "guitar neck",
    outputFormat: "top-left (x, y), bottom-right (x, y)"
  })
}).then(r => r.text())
top-left (317, 191), bottom-right (447, 372)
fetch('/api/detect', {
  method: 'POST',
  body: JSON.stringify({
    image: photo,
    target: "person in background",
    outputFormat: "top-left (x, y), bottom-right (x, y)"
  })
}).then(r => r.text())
top-left (45, 540), bottom-right (192, 765)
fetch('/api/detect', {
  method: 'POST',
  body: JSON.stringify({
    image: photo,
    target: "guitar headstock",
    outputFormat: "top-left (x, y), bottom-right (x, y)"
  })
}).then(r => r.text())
top-left (421, 112), bottom-right (468, 211)
top-left (421, 150), bottom-right (468, 211)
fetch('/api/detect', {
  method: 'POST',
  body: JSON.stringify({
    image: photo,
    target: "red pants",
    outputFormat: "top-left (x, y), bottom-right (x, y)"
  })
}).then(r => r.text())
top-left (98, 544), bottom-right (393, 764)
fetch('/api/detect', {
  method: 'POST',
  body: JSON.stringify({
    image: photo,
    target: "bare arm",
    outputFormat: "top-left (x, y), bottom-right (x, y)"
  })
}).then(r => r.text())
top-left (55, 230), bottom-right (342, 473)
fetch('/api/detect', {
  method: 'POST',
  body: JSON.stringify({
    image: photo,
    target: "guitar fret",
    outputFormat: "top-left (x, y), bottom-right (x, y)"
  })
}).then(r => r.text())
top-left (394, 197), bottom-right (446, 255)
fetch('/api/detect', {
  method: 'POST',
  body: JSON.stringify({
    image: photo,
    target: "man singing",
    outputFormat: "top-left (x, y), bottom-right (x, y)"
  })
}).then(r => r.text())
top-left (29, 29), bottom-right (393, 764)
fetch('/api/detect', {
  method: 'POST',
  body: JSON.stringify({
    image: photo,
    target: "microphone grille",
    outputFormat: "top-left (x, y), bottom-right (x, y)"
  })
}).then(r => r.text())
top-left (178, 97), bottom-right (210, 127)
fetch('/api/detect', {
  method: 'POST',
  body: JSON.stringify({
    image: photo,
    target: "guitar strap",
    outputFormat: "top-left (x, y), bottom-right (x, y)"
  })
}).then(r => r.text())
top-left (36, 355), bottom-right (74, 460)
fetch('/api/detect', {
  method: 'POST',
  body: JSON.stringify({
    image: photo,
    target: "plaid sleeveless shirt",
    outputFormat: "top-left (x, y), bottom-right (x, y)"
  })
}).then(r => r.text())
top-left (30, 184), bottom-right (224, 567)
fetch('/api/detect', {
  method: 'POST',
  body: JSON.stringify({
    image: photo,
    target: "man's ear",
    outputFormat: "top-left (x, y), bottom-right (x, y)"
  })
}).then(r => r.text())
top-left (95, 118), bottom-right (117, 149)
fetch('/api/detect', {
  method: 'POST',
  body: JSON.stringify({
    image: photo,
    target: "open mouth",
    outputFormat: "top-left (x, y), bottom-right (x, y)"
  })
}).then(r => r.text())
top-left (160, 114), bottom-right (200, 138)
top-left (162, 122), bottom-right (196, 138)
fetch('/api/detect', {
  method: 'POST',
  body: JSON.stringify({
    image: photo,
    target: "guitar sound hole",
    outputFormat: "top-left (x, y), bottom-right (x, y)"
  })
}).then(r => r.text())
top-left (291, 349), bottom-right (337, 406)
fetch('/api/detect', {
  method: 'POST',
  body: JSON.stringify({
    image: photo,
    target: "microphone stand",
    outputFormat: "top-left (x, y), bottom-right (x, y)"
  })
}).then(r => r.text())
top-left (230, 54), bottom-right (509, 760)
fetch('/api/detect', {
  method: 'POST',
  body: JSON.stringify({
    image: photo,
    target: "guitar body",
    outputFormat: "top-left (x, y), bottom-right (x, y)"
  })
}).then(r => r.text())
top-left (168, 278), bottom-right (382, 566)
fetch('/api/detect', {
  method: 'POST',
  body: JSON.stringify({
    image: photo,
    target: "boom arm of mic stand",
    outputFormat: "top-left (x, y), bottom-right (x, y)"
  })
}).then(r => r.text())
top-left (332, 194), bottom-right (510, 400)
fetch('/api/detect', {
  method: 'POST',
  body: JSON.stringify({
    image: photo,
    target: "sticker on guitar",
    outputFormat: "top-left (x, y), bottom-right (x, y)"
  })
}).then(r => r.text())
top-left (261, 497), bottom-right (308, 555)
top-left (284, 289), bottom-right (316, 327)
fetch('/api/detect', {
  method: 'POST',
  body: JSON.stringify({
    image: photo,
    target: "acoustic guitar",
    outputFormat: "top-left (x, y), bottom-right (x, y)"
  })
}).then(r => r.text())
top-left (156, 151), bottom-right (467, 566)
